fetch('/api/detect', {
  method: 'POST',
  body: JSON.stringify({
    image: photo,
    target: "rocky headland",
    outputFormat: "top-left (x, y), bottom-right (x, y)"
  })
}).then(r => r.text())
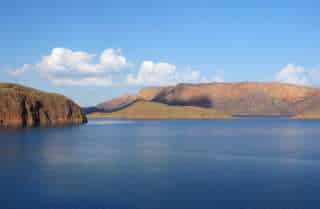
top-left (0, 83), bottom-right (87, 127)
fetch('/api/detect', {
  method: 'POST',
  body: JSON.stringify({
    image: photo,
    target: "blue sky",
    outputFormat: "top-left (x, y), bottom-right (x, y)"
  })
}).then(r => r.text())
top-left (1, 0), bottom-right (320, 106)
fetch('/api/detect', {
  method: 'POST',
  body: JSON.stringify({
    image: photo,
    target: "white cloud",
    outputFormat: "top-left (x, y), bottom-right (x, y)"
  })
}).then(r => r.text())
top-left (127, 61), bottom-right (223, 86)
top-left (49, 76), bottom-right (112, 87)
top-left (8, 64), bottom-right (33, 76)
top-left (99, 49), bottom-right (129, 71)
top-left (38, 48), bottom-right (129, 75)
top-left (8, 49), bottom-right (225, 87)
top-left (276, 64), bottom-right (309, 85)
top-left (211, 75), bottom-right (224, 82)
top-left (127, 61), bottom-right (176, 85)
top-left (8, 48), bottom-right (130, 86)
top-left (201, 69), bottom-right (224, 83)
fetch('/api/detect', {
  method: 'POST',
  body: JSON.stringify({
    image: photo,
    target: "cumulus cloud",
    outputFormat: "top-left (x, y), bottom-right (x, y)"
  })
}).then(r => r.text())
top-left (276, 64), bottom-right (310, 85)
top-left (8, 49), bottom-right (226, 87)
top-left (99, 49), bottom-right (129, 71)
top-left (127, 61), bottom-right (223, 86)
top-left (40, 48), bottom-right (129, 74)
top-left (8, 48), bottom-right (130, 86)
top-left (49, 76), bottom-right (112, 87)
top-left (203, 69), bottom-right (224, 83)
top-left (8, 64), bottom-right (33, 76)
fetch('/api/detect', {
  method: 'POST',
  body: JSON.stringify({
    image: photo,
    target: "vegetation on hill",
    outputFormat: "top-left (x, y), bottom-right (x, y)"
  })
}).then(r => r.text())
top-left (87, 101), bottom-right (231, 119)
top-left (293, 110), bottom-right (320, 120)
top-left (137, 82), bottom-right (320, 116)
top-left (87, 82), bottom-right (320, 120)
top-left (96, 94), bottom-right (137, 112)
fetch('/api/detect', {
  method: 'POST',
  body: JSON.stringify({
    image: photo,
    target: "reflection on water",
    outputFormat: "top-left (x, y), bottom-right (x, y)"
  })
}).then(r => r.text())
top-left (1, 118), bottom-right (320, 209)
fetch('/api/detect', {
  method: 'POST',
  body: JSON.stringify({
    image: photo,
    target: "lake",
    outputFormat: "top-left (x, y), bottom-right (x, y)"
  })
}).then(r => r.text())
top-left (1, 118), bottom-right (320, 209)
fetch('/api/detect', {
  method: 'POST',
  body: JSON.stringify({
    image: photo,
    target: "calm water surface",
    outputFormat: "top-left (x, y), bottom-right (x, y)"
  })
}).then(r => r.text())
top-left (1, 118), bottom-right (320, 209)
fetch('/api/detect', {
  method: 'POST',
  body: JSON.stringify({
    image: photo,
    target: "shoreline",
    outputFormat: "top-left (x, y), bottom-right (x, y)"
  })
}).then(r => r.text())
top-left (87, 114), bottom-right (320, 120)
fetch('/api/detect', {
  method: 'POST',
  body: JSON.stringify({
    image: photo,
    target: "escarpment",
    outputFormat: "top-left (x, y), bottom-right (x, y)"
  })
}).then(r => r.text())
top-left (0, 83), bottom-right (87, 127)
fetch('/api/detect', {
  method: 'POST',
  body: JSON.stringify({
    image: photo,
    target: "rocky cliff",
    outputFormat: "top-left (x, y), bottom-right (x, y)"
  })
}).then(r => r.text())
top-left (0, 83), bottom-right (87, 127)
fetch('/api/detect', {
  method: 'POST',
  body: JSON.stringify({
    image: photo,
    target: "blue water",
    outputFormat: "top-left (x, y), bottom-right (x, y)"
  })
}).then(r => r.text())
top-left (1, 118), bottom-right (320, 209)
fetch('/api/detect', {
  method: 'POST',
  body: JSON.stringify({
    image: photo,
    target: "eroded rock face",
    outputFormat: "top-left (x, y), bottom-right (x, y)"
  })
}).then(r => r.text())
top-left (0, 83), bottom-right (87, 128)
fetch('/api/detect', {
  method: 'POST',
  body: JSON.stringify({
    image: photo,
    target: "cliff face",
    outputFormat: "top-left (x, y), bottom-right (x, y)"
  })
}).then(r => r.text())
top-left (137, 82), bottom-right (320, 116)
top-left (0, 83), bottom-right (87, 127)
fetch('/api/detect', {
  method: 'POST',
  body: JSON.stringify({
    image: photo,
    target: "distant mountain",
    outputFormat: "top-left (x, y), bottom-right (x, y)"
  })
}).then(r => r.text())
top-left (294, 110), bottom-right (320, 119)
top-left (0, 83), bottom-right (87, 127)
top-left (88, 101), bottom-right (231, 119)
top-left (90, 82), bottom-right (320, 119)
top-left (138, 82), bottom-right (320, 117)
top-left (97, 94), bottom-right (137, 112)
top-left (84, 94), bottom-right (137, 114)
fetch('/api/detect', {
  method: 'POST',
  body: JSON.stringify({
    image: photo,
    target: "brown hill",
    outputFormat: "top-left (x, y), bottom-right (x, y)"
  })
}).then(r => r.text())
top-left (0, 83), bottom-right (87, 127)
top-left (294, 110), bottom-right (320, 120)
top-left (97, 94), bottom-right (137, 112)
top-left (88, 101), bottom-right (231, 119)
top-left (293, 97), bottom-right (320, 119)
top-left (137, 82), bottom-right (320, 117)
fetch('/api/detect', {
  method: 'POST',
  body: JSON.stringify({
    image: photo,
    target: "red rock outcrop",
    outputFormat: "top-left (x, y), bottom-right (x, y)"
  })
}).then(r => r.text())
top-left (0, 83), bottom-right (87, 128)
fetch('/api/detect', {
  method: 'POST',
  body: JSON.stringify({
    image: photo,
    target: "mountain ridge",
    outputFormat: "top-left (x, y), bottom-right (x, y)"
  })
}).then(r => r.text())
top-left (88, 82), bottom-right (320, 119)
top-left (88, 101), bottom-right (231, 119)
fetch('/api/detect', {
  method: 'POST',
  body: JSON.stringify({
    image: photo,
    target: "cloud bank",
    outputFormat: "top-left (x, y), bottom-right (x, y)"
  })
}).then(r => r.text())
top-left (8, 48), bottom-right (224, 87)
top-left (275, 64), bottom-right (309, 85)
top-left (9, 48), bottom-right (320, 88)
top-left (127, 61), bottom-right (222, 86)
top-left (49, 76), bottom-right (113, 87)
top-left (8, 48), bottom-right (130, 86)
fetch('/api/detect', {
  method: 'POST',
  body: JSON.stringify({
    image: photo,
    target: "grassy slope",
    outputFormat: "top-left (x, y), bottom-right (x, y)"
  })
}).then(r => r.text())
top-left (87, 101), bottom-right (231, 119)
top-left (293, 110), bottom-right (320, 120)
top-left (138, 82), bottom-right (319, 116)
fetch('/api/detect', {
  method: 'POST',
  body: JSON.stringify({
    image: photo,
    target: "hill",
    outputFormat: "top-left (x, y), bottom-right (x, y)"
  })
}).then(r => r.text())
top-left (96, 94), bottom-right (137, 112)
top-left (138, 82), bottom-right (320, 117)
top-left (0, 83), bottom-right (87, 127)
top-left (87, 101), bottom-right (231, 119)
top-left (89, 82), bottom-right (320, 119)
